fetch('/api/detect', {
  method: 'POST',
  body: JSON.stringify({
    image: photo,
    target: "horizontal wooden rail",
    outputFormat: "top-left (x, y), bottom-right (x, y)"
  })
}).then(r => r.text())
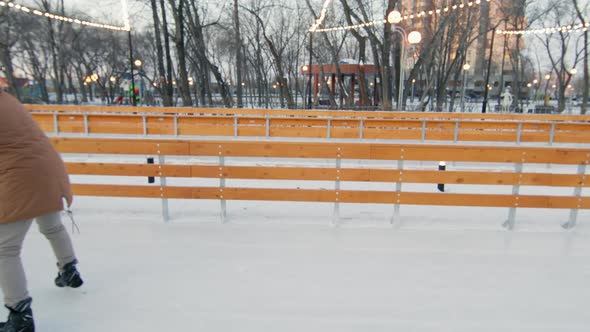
top-left (33, 110), bottom-right (590, 144)
top-left (24, 104), bottom-right (590, 122)
top-left (69, 184), bottom-right (589, 210)
top-left (51, 137), bottom-right (590, 165)
top-left (66, 162), bottom-right (588, 188)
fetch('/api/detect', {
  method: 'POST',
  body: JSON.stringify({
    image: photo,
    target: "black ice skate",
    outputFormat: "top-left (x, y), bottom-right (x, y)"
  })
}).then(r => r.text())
top-left (0, 298), bottom-right (35, 332)
top-left (55, 260), bottom-right (83, 288)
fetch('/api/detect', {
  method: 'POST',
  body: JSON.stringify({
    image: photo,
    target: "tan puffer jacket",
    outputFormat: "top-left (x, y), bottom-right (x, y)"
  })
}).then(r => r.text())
top-left (0, 91), bottom-right (72, 223)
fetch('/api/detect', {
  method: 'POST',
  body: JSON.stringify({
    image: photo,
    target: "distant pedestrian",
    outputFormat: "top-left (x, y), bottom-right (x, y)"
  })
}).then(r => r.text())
top-left (0, 91), bottom-right (83, 332)
top-left (501, 86), bottom-right (513, 113)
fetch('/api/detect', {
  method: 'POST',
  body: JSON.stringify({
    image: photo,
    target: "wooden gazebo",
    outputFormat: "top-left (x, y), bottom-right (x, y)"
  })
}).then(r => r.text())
top-left (301, 63), bottom-right (380, 107)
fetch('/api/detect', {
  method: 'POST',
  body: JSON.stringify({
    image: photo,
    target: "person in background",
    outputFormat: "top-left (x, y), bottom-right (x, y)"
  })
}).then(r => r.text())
top-left (0, 90), bottom-right (83, 332)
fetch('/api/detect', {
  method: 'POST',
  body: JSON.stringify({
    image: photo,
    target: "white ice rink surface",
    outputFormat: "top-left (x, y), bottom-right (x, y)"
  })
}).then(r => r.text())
top-left (11, 195), bottom-right (590, 332)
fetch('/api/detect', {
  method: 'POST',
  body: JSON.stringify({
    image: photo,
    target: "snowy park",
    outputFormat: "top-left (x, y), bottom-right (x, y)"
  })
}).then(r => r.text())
top-left (2, 0), bottom-right (590, 331)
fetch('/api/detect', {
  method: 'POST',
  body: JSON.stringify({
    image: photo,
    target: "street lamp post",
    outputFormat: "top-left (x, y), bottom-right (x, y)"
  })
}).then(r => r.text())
top-left (532, 79), bottom-right (539, 106)
top-left (544, 74), bottom-right (551, 106)
top-left (411, 78), bottom-right (416, 105)
top-left (307, 32), bottom-right (313, 109)
top-left (482, 28), bottom-right (496, 113)
top-left (387, 10), bottom-right (421, 111)
top-left (460, 63), bottom-right (471, 112)
top-left (128, 29), bottom-right (137, 106)
top-left (134, 59), bottom-right (143, 104)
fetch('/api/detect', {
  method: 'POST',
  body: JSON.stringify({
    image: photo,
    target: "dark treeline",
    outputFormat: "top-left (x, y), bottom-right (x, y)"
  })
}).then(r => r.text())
top-left (0, 0), bottom-right (587, 113)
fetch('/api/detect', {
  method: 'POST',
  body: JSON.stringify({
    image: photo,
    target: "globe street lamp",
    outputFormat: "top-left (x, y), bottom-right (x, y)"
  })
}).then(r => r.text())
top-left (460, 63), bottom-right (471, 112)
top-left (388, 10), bottom-right (421, 111)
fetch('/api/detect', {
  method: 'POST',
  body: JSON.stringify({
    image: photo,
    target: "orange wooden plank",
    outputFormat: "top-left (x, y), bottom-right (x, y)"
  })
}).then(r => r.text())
top-left (71, 184), bottom-right (590, 209)
top-left (72, 184), bottom-right (164, 198)
top-left (57, 114), bottom-right (85, 133)
top-left (269, 118), bottom-right (328, 138)
top-left (65, 163), bottom-right (191, 177)
top-left (65, 163), bottom-right (589, 188)
top-left (51, 138), bottom-right (190, 155)
top-left (177, 117), bottom-right (234, 136)
top-left (87, 115), bottom-right (143, 135)
top-left (146, 116), bottom-right (175, 135)
top-left (32, 113), bottom-right (55, 132)
top-left (51, 138), bottom-right (590, 165)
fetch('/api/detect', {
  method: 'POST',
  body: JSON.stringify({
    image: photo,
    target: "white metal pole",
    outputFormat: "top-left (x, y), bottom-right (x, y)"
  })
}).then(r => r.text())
top-left (460, 71), bottom-right (467, 112)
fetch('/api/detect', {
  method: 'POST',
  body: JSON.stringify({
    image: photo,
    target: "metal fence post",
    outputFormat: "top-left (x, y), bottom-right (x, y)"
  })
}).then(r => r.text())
top-left (83, 115), bottom-right (89, 136)
top-left (158, 153), bottom-right (170, 223)
top-left (453, 120), bottom-right (460, 143)
top-left (549, 123), bottom-right (556, 146)
top-left (142, 116), bottom-right (147, 136)
top-left (421, 121), bottom-right (426, 142)
top-left (562, 163), bottom-right (587, 229)
top-left (327, 119), bottom-right (332, 139)
top-left (391, 152), bottom-right (405, 225)
top-left (53, 113), bottom-right (59, 135)
top-left (516, 122), bottom-right (523, 145)
top-left (219, 145), bottom-right (227, 223)
top-left (503, 159), bottom-right (524, 230)
top-left (332, 148), bottom-right (342, 226)
top-left (173, 116), bottom-right (179, 136)
top-left (265, 117), bottom-right (270, 137)
top-left (234, 116), bottom-right (238, 137)
top-left (359, 120), bottom-right (364, 139)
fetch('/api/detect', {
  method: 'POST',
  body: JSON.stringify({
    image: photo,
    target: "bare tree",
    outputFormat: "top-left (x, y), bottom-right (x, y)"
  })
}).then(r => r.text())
top-left (234, 0), bottom-right (244, 107)
top-left (151, 0), bottom-right (172, 106)
top-left (537, 1), bottom-right (584, 113)
top-left (571, 0), bottom-right (588, 114)
top-left (243, 3), bottom-right (296, 109)
top-left (0, 8), bottom-right (21, 99)
top-left (168, 0), bottom-right (193, 106)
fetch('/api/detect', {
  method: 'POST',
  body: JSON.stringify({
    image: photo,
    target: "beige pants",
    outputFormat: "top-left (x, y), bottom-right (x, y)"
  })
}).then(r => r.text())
top-left (0, 212), bottom-right (77, 307)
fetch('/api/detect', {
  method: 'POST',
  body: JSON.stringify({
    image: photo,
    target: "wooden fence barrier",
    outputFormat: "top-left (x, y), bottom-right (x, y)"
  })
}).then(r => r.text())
top-left (31, 108), bottom-right (590, 144)
top-left (51, 137), bottom-right (590, 229)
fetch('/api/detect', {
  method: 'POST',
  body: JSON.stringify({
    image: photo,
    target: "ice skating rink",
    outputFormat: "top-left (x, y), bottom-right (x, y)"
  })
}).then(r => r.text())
top-left (14, 196), bottom-right (590, 332)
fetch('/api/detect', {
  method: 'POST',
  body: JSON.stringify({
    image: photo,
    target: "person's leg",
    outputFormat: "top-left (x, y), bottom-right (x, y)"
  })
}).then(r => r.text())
top-left (35, 212), bottom-right (82, 288)
top-left (35, 212), bottom-right (76, 268)
top-left (0, 220), bottom-right (33, 308)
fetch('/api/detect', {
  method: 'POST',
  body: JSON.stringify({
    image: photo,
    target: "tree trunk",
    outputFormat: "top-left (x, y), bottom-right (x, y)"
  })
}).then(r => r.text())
top-left (234, 0), bottom-right (244, 108)
top-left (572, 0), bottom-right (588, 114)
top-left (160, 0), bottom-right (174, 105)
top-left (169, 0), bottom-right (192, 106)
top-left (0, 46), bottom-right (20, 99)
top-left (151, 0), bottom-right (171, 106)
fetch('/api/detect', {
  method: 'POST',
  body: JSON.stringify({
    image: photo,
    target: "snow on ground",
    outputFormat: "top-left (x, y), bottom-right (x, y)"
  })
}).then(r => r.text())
top-left (16, 197), bottom-right (590, 332)
top-left (7, 136), bottom-right (590, 331)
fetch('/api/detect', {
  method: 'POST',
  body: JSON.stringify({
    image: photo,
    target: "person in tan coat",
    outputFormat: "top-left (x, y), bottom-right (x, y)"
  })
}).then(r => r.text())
top-left (0, 91), bottom-right (83, 332)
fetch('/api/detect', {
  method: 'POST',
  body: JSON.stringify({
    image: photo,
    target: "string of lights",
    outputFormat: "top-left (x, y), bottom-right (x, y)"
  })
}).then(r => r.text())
top-left (312, 0), bottom-right (490, 33)
top-left (309, 0), bottom-right (334, 32)
top-left (498, 22), bottom-right (589, 36)
top-left (0, 1), bottom-right (130, 32)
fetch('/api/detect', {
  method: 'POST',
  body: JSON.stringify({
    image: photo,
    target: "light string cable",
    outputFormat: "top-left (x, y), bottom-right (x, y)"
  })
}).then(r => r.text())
top-left (0, 1), bottom-right (130, 32)
top-left (313, 0), bottom-right (491, 33)
top-left (498, 22), bottom-right (590, 36)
